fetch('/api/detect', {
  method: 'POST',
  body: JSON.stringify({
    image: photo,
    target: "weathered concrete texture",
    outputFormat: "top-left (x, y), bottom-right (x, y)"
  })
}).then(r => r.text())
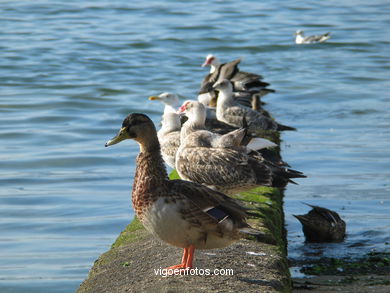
top-left (77, 183), bottom-right (292, 293)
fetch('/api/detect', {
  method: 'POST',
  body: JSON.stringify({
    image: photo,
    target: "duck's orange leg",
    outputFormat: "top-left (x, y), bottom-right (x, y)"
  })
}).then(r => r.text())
top-left (184, 245), bottom-right (195, 269)
top-left (164, 245), bottom-right (196, 275)
top-left (165, 247), bottom-right (188, 270)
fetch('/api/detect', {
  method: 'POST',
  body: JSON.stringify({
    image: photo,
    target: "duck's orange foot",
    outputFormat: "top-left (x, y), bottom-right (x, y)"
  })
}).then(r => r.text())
top-left (163, 245), bottom-right (195, 275)
top-left (164, 264), bottom-right (190, 275)
top-left (165, 264), bottom-right (187, 270)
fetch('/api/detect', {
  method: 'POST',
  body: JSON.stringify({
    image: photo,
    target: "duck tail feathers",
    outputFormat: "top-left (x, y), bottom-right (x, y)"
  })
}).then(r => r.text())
top-left (286, 168), bottom-right (306, 178)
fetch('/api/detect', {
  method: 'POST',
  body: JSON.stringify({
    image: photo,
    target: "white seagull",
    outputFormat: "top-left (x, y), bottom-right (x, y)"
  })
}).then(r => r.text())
top-left (295, 30), bottom-right (331, 44)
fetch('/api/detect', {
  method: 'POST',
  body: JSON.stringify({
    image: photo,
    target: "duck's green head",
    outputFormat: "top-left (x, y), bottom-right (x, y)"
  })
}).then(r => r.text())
top-left (105, 113), bottom-right (155, 147)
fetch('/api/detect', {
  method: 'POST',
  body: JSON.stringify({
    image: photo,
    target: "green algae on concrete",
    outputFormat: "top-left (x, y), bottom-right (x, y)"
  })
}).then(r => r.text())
top-left (235, 186), bottom-right (287, 251)
top-left (111, 217), bottom-right (145, 249)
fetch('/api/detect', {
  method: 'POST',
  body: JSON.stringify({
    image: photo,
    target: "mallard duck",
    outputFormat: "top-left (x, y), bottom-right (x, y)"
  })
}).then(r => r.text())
top-left (214, 80), bottom-right (296, 135)
top-left (176, 101), bottom-right (305, 195)
top-left (294, 30), bottom-right (331, 44)
top-left (105, 113), bottom-right (260, 271)
top-left (294, 203), bottom-right (346, 242)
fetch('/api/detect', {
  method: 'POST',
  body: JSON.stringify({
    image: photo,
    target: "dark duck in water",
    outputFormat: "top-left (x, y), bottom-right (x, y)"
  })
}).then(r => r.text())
top-left (294, 203), bottom-right (346, 243)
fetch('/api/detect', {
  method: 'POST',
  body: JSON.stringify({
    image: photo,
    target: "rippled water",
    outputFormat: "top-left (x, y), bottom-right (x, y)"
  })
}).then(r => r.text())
top-left (0, 0), bottom-right (389, 292)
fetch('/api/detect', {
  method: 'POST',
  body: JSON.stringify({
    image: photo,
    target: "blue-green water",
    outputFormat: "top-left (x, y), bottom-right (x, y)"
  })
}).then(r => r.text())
top-left (0, 0), bottom-right (389, 292)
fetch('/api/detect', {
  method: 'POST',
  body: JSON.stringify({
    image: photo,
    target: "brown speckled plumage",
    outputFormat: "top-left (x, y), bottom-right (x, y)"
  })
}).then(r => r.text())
top-left (105, 113), bottom-right (260, 259)
top-left (176, 101), bottom-right (305, 194)
top-left (132, 149), bottom-right (168, 222)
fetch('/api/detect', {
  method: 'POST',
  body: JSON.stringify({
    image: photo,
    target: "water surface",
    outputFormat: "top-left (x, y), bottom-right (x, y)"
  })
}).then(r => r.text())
top-left (0, 0), bottom-right (389, 291)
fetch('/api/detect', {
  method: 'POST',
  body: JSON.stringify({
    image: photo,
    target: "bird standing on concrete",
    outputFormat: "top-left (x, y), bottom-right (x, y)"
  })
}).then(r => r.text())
top-left (105, 113), bottom-right (260, 272)
top-left (214, 80), bottom-right (296, 135)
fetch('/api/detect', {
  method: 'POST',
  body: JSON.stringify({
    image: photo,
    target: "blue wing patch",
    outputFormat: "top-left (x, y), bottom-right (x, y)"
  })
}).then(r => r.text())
top-left (203, 205), bottom-right (229, 222)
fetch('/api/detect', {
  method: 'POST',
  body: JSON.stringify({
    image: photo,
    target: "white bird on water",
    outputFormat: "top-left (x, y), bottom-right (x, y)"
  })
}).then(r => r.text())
top-left (294, 30), bottom-right (331, 44)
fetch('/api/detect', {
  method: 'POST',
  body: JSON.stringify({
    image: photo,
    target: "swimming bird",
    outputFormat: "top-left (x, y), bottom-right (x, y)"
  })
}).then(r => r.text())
top-left (105, 113), bottom-right (260, 271)
top-left (176, 101), bottom-right (305, 195)
top-left (214, 80), bottom-right (296, 135)
top-left (294, 203), bottom-right (346, 242)
top-left (294, 30), bottom-right (331, 44)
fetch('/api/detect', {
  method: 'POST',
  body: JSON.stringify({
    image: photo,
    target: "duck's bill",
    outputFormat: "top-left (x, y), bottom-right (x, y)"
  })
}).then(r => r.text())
top-left (105, 127), bottom-right (127, 147)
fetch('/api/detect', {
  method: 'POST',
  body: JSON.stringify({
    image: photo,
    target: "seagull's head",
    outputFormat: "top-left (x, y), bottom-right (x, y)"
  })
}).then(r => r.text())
top-left (202, 54), bottom-right (220, 67)
top-left (213, 79), bottom-right (233, 92)
top-left (295, 30), bottom-right (304, 36)
top-left (149, 92), bottom-right (180, 108)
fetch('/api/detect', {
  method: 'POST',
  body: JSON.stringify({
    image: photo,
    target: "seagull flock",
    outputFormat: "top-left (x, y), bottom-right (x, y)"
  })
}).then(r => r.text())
top-left (105, 54), bottom-right (307, 273)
